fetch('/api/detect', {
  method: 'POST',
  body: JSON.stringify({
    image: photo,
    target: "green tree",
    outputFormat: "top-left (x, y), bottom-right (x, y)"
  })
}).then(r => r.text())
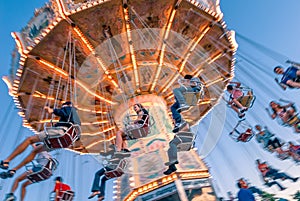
top-left (261, 191), bottom-right (277, 201)
top-left (293, 190), bottom-right (300, 201)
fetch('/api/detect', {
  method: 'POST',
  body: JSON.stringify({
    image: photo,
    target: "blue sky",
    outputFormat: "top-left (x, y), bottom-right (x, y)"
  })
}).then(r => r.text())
top-left (1, 0), bottom-right (300, 200)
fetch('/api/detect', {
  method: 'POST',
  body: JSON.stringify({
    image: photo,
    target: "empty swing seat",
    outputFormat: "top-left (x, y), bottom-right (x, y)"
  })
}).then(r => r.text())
top-left (176, 131), bottom-right (195, 152)
top-left (44, 124), bottom-right (81, 149)
top-left (27, 158), bottom-right (58, 183)
top-left (104, 159), bottom-right (128, 179)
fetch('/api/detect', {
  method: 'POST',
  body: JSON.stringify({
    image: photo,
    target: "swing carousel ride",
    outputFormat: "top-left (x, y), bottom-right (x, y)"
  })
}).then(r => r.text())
top-left (6, 0), bottom-right (236, 154)
top-left (4, 0), bottom-right (237, 200)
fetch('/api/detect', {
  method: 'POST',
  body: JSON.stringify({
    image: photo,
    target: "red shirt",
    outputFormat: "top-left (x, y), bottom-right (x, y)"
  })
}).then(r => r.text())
top-left (258, 163), bottom-right (269, 176)
top-left (231, 89), bottom-right (243, 99)
top-left (54, 182), bottom-right (71, 201)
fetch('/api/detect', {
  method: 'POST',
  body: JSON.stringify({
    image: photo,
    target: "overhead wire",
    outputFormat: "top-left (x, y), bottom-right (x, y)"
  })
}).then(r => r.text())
top-left (235, 32), bottom-right (289, 65)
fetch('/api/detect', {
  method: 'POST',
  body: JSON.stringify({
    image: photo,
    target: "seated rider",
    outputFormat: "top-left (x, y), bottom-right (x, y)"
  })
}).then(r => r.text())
top-left (88, 160), bottom-right (125, 201)
top-left (171, 74), bottom-right (202, 133)
top-left (255, 125), bottom-right (289, 159)
top-left (268, 101), bottom-right (300, 133)
top-left (254, 125), bottom-right (282, 150)
top-left (226, 82), bottom-right (248, 118)
top-left (53, 176), bottom-right (72, 201)
top-left (274, 60), bottom-right (300, 89)
top-left (115, 103), bottom-right (149, 152)
top-left (3, 144), bottom-right (53, 201)
top-left (256, 159), bottom-right (298, 190)
top-left (288, 141), bottom-right (300, 162)
top-left (0, 101), bottom-right (81, 178)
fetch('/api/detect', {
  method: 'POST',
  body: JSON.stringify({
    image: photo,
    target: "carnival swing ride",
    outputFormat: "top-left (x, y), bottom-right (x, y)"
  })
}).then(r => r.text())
top-left (3, 0), bottom-right (239, 200)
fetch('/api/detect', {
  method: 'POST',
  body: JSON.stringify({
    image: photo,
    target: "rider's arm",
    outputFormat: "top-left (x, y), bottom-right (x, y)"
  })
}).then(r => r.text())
top-left (282, 102), bottom-right (294, 108)
top-left (286, 80), bottom-right (300, 88)
top-left (44, 106), bottom-right (53, 114)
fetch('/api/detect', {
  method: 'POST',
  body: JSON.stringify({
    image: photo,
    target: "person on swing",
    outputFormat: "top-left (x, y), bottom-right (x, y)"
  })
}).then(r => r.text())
top-left (115, 103), bottom-right (149, 152)
top-left (171, 74), bottom-right (202, 133)
top-left (3, 143), bottom-right (53, 201)
top-left (0, 101), bottom-right (81, 179)
top-left (274, 60), bottom-right (300, 89)
top-left (226, 82), bottom-right (248, 118)
top-left (52, 176), bottom-right (72, 201)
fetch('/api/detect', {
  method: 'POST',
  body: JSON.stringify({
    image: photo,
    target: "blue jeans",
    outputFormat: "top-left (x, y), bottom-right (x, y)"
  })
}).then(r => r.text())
top-left (91, 167), bottom-right (113, 196)
top-left (167, 135), bottom-right (193, 163)
top-left (248, 186), bottom-right (263, 195)
top-left (265, 180), bottom-right (285, 190)
top-left (171, 98), bottom-right (182, 124)
top-left (171, 87), bottom-right (199, 124)
top-left (266, 169), bottom-right (293, 181)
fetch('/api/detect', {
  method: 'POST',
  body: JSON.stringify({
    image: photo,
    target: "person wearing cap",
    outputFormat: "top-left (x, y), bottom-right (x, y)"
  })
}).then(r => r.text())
top-left (0, 101), bottom-right (81, 179)
top-left (3, 144), bottom-right (53, 201)
top-left (274, 61), bottom-right (300, 89)
top-left (171, 75), bottom-right (202, 133)
top-left (53, 176), bottom-right (72, 201)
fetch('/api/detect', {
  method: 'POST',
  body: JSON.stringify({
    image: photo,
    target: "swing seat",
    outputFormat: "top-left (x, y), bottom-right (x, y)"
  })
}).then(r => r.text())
top-left (285, 115), bottom-right (300, 126)
top-left (230, 128), bottom-right (254, 142)
top-left (237, 129), bottom-right (254, 142)
top-left (27, 158), bottom-right (58, 183)
top-left (183, 91), bottom-right (202, 106)
top-left (237, 94), bottom-right (256, 108)
top-left (44, 124), bottom-right (81, 149)
top-left (175, 131), bottom-right (195, 152)
top-left (277, 152), bottom-right (290, 160)
top-left (58, 191), bottom-right (75, 201)
top-left (124, 115), bottom-right (154, 139)
top-left (104, 159), bottom-right (127, 179)
top-left (126, 126), bottom-right (149, 139)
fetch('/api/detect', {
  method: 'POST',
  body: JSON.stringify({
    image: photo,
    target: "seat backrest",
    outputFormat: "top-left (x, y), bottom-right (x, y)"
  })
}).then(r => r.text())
top-left (176, 132), bottom-right (195, 152)
top-left (184, 92), bottom-right (200, 106)
top-left (104, 168), bottom-right (124, 179)
top-left (238, 95), bottom-right (254, 108)
top-left (125, 114), bottom-right (152, 139)
top-left (27, 159), bottom-right (56, 183)
top-left (60, 191), bottom-right (75, 201)
top-left (286, 115), bottom-right (299, 126)
top-left (127, 127), bottom-right (149, 139)
top-left (104, 159), bottom-right (127, 179)
top-left (237, 129), bottom-right (254, 142)
top-left (44, 124), bottom-right (80, 149)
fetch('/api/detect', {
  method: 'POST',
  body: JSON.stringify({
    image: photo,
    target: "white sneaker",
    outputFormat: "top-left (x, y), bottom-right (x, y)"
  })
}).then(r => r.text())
top-left (4, 193), bottom-right (16, 201)
top-left (172, 121), bottom-right (187, 133)
top-left (177, 104), bottom-right (190, 112)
